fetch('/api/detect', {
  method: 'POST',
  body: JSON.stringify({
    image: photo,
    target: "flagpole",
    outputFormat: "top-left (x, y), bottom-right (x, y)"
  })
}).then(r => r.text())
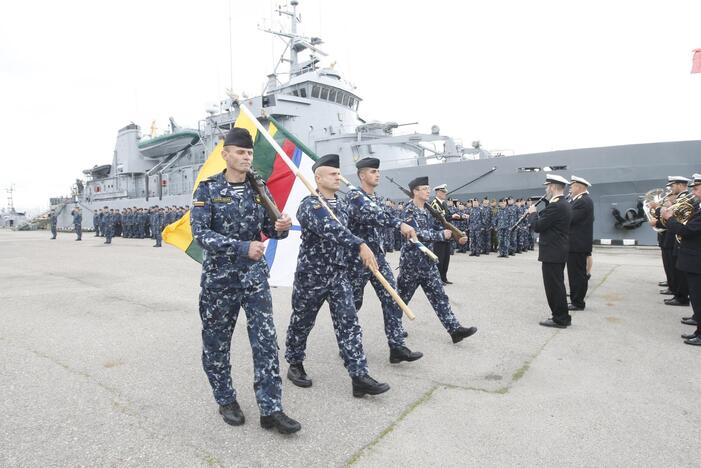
top-left (238, 103), bottom-right (416, 320)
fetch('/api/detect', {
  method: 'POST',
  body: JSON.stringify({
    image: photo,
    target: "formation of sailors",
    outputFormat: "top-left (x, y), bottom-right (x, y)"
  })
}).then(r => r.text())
top-left (650, 174), bottom-right (701, 346)
top-left (92, 205), bottom-right (187, 246)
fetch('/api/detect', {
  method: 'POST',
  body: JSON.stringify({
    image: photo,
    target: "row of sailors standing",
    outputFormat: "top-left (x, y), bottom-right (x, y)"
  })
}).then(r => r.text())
top-left (92, 206), bottom-right (188, 246)
top-left (651, 174), bottom-right (701, 346)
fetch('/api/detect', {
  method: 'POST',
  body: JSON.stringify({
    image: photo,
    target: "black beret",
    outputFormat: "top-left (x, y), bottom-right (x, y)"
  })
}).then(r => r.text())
top-left (355, 157), bottom-right (380, 169)
top-left (408, 176), bottom-right (429, 191)
top-left (224, 128), bottom-right (254, 148)
top-left (312, 153), bottom-right (340, 172)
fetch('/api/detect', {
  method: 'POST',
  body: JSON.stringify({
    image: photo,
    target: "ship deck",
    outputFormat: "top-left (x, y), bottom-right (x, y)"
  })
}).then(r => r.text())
top-left (1, 230), bottom-right (698, 467)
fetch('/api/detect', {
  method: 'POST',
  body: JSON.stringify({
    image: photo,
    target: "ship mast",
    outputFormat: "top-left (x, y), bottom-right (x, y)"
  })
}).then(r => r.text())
top-left (261, 0), bottom-right (327, 81)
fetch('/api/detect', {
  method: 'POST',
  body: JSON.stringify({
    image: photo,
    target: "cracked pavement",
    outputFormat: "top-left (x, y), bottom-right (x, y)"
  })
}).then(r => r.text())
top-left (1, 231), bottom-right (699, 467)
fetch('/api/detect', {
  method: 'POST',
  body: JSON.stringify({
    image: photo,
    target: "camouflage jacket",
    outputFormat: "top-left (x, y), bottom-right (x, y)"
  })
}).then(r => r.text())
top-left (346, 188), bottom-right (402, 256)
top-left (399, 201), bottom-right (445, 269)
top-left (191, 171), bottom-right (288, 290)
top-left (296, 193), bottom-right (364, 275)
top-left (493, 207), bottom-right (510, 229)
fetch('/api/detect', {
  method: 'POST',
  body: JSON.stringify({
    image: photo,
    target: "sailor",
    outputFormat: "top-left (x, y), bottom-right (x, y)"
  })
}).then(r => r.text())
top-left (190, 127), bottom-right (300, 434)
top-left (93, 209), bottom-right (101, 236)
top-left (114, 209), bottom-right (122, 237)
top-left (49, 209), bottom-right (57, 239)
top-left (468, 199), bottom-right (482, 257)
top-left (506, 197), bottom-right (518, 255)
top-left (455, 202), bottom-right (470, 253)
top-left (104, 209), bottom-right (114, 244)
top-left (345, 157), bottom-right (423, 364)
top-left (490, 198), bottom-right (499, 253)
top-left (71, 207), bottom-right (82, 241)
top-left (527, 174), bottom-right (573, 328)
top-left (480, 197), bottom-right (492, 255)
top-left (397, 176), bottom-right (477, 343)
top-left (662, 173), bottom-right (701, 345)
top-left (152, 206), bottom-right (164, 247)
top-left (517, 199), bottom-right (530, 253)
top-left (567, 176), bottom-right (595, 311)
top-left (493, 199), bottom-right (510, 257)
top-left (285, 153), bottom-right (391, 398)
top-left (430, 183), bottom-right (454, 284)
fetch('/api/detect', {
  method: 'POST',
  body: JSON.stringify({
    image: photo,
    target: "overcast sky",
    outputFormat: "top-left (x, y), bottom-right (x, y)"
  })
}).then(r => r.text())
top-left (2, 0), bottom-right (700, 213)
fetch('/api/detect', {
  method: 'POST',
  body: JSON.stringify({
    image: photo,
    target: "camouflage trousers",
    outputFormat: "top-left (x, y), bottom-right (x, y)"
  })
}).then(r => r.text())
top-left (74, 224), bottom-right (82, 240)
top-left (105, 225), bottom-right (114, 243)
top-left (285, 270), bottom-right (368, 378)
top-left (480, 228), bottom-right (491, 254)
top-left (517, 228), bottom-right (529, 251)
top-left (497, 228), bottom-right (510, 256)
top-left (469, 229), bottom-right (481, 255)
top-left (397, 263), bottom-right (461, 333)
top-left (154, 227), bottom-right (162, 246)
top-left (509, 229), bottom-right (518, 254)
top-left (199, 281), bottom-right (283, 416)
top-left (50, 225), bottom-right (57, 238)
top-left (349, 254), bottom-right (405, 350)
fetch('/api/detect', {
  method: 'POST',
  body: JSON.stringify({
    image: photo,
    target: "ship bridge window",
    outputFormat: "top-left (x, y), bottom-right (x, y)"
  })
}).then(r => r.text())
top-left (335, 91), bottom-right (343, 104)
top-left (320, 87), bottom-right (329, 100)
top-left (342, 94), bottom-right (350, 106)
top-left (292, 90), bottom-right (299, 96)
top-left (328, 89), bottom-right (337, 103)
top-left (311, 85), bottom-right (320, 98)
top-left (299, 88), bottom-right (307, 98)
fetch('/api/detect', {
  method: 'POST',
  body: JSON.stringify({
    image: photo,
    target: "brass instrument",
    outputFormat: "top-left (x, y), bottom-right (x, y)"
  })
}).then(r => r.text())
top-left (661, 192), bottom-right (697, 241)
top-left (642, 188), bottom-right (667, 232)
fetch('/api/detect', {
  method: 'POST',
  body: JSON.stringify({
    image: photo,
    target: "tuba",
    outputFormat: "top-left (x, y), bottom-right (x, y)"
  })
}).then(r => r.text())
top-left (643, 188), bottom-right (667, 232)
top-left (662, 192), bottom-right (697, 241)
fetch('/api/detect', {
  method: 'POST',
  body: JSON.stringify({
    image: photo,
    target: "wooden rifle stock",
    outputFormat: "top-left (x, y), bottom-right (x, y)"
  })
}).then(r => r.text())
top-left (246, 170), bottom-right (281, 223)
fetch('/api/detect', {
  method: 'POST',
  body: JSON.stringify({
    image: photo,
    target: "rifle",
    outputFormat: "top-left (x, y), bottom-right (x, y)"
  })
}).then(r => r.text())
top-left (446, 166), bottom-right (497, 196)
top-left (510, 195), bottom-right (547, 232)
top-left (246, 169), bottom-right (281, 224)
top-left (386, 176), bottom-right (466, 240)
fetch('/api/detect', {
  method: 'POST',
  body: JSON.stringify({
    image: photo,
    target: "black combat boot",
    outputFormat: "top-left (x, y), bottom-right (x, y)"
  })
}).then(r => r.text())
top-left (219, 401), bottom-right (245, 426)
top-left (260, 411), bottom-right (301, 434)
top-left (450, 326), bottom-right (478, 343)
top-left (287, 363), bottom-right (312, 388)
top-left (389, 346), bottom-right (423, 363)
top-left (352, 374), bottom-right (390, 398)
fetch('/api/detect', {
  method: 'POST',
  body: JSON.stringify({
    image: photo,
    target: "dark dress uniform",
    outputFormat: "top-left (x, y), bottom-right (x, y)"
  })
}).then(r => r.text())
top-left (567, 191), bottom-right (594, 309)
top-left (529, 194), bottom-right (573, 326)
top-left (666, 192), bottom-right (701, 342)
top-left (430, 197), bottom-right (452, 282)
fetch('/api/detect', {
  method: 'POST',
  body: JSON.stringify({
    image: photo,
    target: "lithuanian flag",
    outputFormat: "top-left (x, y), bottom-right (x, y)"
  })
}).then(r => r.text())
top-left (162, 111), bottom-right (319, 287)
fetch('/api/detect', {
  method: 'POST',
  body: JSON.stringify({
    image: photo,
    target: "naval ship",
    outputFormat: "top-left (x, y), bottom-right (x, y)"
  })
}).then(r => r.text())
top-left (50, 1), bottom-right (700, 246)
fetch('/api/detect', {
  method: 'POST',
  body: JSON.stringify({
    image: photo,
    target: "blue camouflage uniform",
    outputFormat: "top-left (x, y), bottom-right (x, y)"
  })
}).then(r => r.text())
top-left (346, 189), bottom-right (406, 350)
top-left (468, 204), bottom-right (482, 256)
top-left (517, 204), bottom-right (529, 252)
top-left (456, 207), bottom-right (470, 253)
top-left (285, 193), bottom-right (370, 378)
top-left (190, 170), bottom-right (288, 416)
top-left (104, 212), bottom-right (115, 243)
top-left (507, 203), bottom-right (518, 254)
top-left (49, 212), bottom-right (57, 238)
top-left (72, 210), bottom-right (82, 240)
top-left (93, 211), bottom-right (100, 236)
top-left (480, 204), bottom-right (492, 254)
top-left (493, 206), bottom-right (511, 256)
top-left (152, 210), bottom-right (164, 246)
top-left (397, 202), bottom-right (463, 333)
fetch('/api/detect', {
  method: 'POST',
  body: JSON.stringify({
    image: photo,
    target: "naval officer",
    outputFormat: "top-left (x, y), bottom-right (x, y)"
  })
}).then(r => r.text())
top-left (190, 127), bottom-right (301, 434)
top-left (566, 176), bottom-right (594, 311)
top-left (527, 174), bottom-right (572, 328)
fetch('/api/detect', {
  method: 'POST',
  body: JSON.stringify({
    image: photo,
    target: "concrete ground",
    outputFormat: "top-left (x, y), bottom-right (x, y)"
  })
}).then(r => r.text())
top-left (0, 230), bottom-right (698, 467)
